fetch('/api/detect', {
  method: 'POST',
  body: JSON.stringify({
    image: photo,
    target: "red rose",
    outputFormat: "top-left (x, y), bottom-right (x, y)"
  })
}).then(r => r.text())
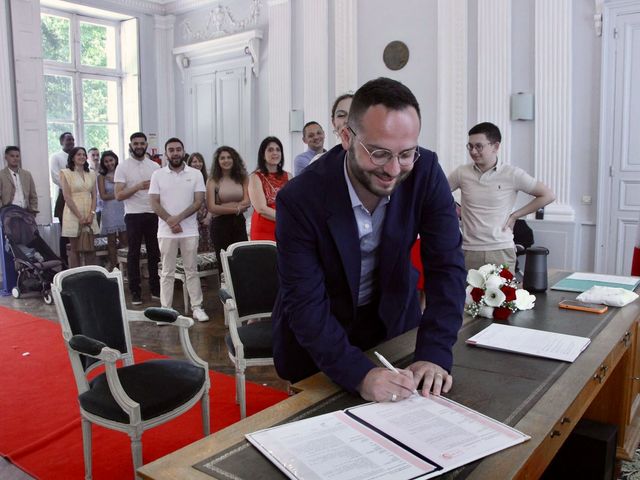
top-left (471, 287), bottom-right (484, 302)
top-left (493, 307), bottom-right (512, 321)
top-left (500, 285), bottom-right (516, 302)
top-left (499, 268), bottom-right (514, 280)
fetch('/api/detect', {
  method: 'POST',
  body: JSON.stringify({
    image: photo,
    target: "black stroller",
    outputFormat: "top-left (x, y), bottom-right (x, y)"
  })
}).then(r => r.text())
top-left (0, 205), bottom-right (64, 304)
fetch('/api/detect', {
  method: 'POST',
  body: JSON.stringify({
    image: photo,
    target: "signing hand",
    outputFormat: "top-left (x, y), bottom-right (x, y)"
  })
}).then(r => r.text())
top-left (357, 367), bottom-right (415, 403)
top-left (407, 361), bottom-right (452, 396)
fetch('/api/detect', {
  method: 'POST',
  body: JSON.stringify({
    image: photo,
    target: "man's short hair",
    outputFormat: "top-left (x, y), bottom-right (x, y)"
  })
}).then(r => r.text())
top-left (4, 146), bottom-right (20, 155)
top-left (302, 121), bottom-right (322, 137)
top-left (468, 122), bottom-right (502, 144)
top-left (59, 132), bottom-right (73, 143)
top-left (88, 147), bottom-right (99, 153)
top-left (348, 78), bottom-right (421, 131)
top-left (164, 137), bottom-right (184, 151)
top-left (130, 132), bottom-right (147, 142)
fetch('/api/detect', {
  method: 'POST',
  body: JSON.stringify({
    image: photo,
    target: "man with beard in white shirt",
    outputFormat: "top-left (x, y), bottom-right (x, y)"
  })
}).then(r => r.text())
top-left (149, 137), bottom-right (209, 322)
top-left (114, 132), bottom-right (161, 305)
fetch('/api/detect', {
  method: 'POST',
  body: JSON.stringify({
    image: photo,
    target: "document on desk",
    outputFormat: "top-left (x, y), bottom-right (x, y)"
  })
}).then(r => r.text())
top-left (551, 272), bottom-right (640, 292)
top-left (246, 394), bottom-right (529, 480)
top-left (466, 323), bottom-right (591, 362)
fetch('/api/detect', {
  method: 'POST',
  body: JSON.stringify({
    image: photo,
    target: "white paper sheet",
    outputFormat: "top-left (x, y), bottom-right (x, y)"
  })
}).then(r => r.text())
top-left (346, 395), bottom-right (530, 478)
top-left (466, 323), bottom-right (590, 362)
top-left (246, 395), bottom-right (529, 480)
top-left (568, 272), bottom-right (640, 286)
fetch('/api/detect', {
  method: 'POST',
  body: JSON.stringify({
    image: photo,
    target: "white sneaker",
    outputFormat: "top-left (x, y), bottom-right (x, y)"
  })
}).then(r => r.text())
top-left (192, 308), bottom-right (210, 322)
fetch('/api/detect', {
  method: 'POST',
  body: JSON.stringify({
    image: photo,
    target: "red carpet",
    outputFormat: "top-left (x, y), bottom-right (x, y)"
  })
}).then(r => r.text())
top-left (0, 306), bottom-right (288, 479)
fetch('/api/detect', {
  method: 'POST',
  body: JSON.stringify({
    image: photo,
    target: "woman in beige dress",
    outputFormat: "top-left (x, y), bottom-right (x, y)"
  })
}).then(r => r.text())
top-left (60, 147), bottom-right (99, 268)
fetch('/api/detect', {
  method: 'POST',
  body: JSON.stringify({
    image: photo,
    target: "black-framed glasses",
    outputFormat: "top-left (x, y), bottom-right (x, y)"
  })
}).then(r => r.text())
top-left (465, 142), bottom-right (494, 153)
top-left (348, 126), bottom-right (420, 167)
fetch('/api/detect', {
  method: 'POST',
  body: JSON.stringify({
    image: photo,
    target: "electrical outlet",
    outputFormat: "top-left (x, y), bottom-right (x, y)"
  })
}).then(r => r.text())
top-left (581, 195), bottom-right (592, 205)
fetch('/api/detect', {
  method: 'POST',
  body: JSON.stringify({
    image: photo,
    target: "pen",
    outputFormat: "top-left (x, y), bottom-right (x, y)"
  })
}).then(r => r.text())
top-left (374, 351), bottom-right (419, 395)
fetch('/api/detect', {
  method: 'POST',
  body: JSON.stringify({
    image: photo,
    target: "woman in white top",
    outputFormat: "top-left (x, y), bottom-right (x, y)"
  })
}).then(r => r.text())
top-left (60, 147), bottom-right (99, 268)
top-left (206, 146), bottom-right (251, 266)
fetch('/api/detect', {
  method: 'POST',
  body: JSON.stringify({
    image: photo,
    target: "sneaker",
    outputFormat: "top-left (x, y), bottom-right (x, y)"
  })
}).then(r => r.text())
top-left (192, 307), bottom-right (209, 322)
top-left (131, 293), bottom-right (142, 305)
top-left (150, 292), bottom-right (161, 301)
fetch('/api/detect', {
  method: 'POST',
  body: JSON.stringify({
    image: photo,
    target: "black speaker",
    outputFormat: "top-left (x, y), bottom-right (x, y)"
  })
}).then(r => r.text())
top-left (541, 419), bottom-right (617, 480)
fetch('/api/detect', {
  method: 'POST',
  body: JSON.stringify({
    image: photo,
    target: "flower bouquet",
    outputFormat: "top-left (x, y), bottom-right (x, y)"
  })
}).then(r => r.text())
top-left (464, 264), bottom-right (536, 321)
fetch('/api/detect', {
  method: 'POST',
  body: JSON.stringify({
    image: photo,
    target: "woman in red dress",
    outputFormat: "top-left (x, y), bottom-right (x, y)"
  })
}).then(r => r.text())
top-left (248, 136), bottom-right (292, 241)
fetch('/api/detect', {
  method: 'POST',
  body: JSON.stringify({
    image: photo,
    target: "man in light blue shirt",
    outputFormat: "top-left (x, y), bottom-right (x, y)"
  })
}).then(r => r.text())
top-left (293, 121), bottom-right (326, 175)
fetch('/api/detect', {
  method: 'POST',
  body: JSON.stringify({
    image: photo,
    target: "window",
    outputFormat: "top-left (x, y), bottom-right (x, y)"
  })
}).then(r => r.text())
top-left (41, 10), bottom-right (123, 158)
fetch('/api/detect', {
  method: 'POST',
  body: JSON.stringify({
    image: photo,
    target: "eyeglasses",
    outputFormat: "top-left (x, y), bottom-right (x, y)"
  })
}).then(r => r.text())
top-left (348, 126), bottom-right (420, 167)
top-left (466, 142), bottom-right (494, 153)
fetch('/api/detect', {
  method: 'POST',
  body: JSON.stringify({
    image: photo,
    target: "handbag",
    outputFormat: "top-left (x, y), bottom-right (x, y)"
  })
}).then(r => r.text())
top-left (77, 225), bottom-right (95, 253)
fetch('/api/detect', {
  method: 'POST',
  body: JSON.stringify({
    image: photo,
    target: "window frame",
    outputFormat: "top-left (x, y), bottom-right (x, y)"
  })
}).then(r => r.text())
top-left (41, 7), bottom-right (124, 153)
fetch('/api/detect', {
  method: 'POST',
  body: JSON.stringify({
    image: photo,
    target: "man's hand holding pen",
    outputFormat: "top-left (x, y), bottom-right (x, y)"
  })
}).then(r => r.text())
top-left (357, 352), bottom-right (453, 403)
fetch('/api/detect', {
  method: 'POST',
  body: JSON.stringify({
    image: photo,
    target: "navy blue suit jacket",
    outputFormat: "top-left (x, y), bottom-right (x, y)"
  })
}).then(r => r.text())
top-left (272, 145), bottom-right (466, 392)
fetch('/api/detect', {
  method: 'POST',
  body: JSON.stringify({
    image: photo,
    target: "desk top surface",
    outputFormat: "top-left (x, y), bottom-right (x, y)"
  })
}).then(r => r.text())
top-left (139, 273), bottom-right (640, 480)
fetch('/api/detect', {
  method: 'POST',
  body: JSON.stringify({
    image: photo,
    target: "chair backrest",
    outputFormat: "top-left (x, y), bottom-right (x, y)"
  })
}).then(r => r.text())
top-left (53, 267), bottom-right (131, 372)
top-left (221, 241), bottom-right (278, 320)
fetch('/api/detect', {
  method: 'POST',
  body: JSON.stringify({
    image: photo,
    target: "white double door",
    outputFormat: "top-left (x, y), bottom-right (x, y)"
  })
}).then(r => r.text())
top-left (598, 5), bottom-right (640, 274)
top-left (185, 62), bottom-right (253, 172)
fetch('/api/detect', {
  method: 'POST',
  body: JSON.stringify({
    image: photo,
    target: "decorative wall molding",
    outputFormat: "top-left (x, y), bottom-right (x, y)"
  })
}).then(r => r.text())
top-left (10, 0), bottom-right (51, 224)
top-left (302, 0), bottom-right (329, 132)
top-left (535, 0), bottom-right (574, 221)
top-left (0, 1), bottom-right (16, 151)
top-left (180, 0), bottom-right (262, 42)
top-left (477, 0), bottom-right (511, 165)
top-left (267, 0), bottom-right (292, 168)
top-left (594, 0), bottom-right (604, 36)
top-left (173, 29), bottom-right (262, 80)
top-left (154, 14), bottom-right (176, 147)
top-left (334, 0), bottom-right (357, 98)
top-left (436, 0), bottom-right (467, 175)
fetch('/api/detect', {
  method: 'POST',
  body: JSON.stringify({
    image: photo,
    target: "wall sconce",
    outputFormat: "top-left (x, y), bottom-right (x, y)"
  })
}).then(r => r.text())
top-left (290, 110), bottom-right (304, 132)
top-left (511, 92), bottom-right (534, 121)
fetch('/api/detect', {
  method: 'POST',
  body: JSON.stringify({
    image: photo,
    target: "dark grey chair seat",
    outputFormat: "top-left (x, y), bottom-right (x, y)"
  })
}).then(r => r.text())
top-left (80, 359), bottom-right (206, 423)
top-left (224, 321), bottom-right (273, 359)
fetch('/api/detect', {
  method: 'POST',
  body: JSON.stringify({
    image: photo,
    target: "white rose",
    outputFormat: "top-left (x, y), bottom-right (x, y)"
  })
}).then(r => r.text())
top-left (484, 287), bottom-right (506, 307)
top-left (485, 274), bottom-right (506, 290)
top-left (515, 289), bottom-right (536, 310)
top-left (478, 306), bottom-right (494, 318)
top-left (467, 269), bottom-right (485, 288)
top-left (478, 264), bottom-right (498, 278)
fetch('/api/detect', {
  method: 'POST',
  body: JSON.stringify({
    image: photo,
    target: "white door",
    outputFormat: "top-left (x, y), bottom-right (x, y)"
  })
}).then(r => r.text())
top-left (597, 7), bottom-right (640, 274)
top-left (186, 65), bottom-right (247, 171)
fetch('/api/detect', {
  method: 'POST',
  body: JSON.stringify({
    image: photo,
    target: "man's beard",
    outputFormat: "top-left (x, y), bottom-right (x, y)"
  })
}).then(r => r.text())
top-left (347, 144), bottom-right (410, 198)
top-left (169, 156), bottom-right (184, 168)
top-left (131, 146), bottom-right (147, 159)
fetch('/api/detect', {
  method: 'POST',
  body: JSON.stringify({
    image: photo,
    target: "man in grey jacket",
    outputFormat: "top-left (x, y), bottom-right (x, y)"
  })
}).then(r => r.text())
top-left (0, 146), bottom-right (38, 214)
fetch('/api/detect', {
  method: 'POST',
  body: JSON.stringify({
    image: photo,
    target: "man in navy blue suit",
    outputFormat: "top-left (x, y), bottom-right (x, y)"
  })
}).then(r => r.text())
top-left (273, 78), bottom-right (466, 403)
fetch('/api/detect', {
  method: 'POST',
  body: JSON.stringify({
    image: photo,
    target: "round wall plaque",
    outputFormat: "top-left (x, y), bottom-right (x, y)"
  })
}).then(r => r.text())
top-left (383, 41), bottom-right (410, 71)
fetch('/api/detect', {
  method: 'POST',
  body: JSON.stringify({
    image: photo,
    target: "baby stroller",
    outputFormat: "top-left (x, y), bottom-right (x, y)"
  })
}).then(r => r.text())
top-left (0, 205), bottom-right (64, 304)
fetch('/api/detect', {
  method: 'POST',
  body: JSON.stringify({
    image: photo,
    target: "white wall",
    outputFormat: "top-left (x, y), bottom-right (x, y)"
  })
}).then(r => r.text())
top-left (356, 0), bottom-right (438, 150)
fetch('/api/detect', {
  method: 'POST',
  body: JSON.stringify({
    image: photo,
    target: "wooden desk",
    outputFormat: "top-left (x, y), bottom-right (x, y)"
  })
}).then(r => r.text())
top-left (139, 278), bottom-right (640, 480)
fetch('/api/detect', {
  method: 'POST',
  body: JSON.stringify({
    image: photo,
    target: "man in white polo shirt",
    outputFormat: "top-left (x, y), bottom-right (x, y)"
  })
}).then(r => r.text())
top-left (448, 122), bottom-right (555, 272)
top-left (114, 132), bottom-right (161, 305)
top-left (149, 137), bottom-right (208, 322)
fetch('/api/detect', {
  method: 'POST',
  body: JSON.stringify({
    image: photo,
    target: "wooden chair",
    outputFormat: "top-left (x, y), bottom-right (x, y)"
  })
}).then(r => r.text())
top-left (219, 241), bottom-right (277, 418)
top-left (51, 265), bottom-right (210, 479)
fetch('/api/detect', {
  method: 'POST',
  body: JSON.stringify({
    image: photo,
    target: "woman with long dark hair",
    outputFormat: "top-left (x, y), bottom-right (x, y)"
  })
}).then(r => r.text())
top-left (188, 152), bottom-right (213, 253)
top-left (248, 137), bottom-right (292, 241)
top-left (97, 150), bottom-right (127, 269)
top-left (60, 147), bottom-right (99, 267)
top-left (206, 146), bottom-right (251, 263)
